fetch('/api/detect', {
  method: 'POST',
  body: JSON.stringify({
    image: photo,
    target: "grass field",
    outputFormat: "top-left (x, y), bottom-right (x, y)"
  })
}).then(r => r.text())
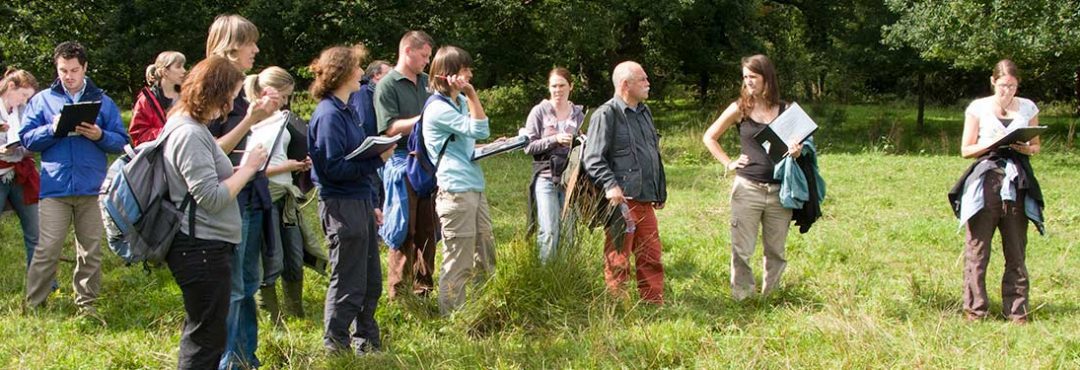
top-left (1, 101), bottom-right (1078, 369)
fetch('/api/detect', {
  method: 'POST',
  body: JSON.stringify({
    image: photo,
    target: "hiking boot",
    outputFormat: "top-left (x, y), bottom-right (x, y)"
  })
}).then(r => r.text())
top-left (353, 338), bottom-right (380, 356)
top-left (281, 280), bottom-right (304, 318)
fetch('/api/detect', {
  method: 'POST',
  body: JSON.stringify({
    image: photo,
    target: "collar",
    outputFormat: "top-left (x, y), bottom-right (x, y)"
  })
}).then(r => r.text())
top-left (389, 69), bottom-right (428, 86)
top-left (327, 94), bottom-right (350, 111)
top-left (614, 95), bottom-right (645, 114)
top-left (51, 77), bottom-right (100, 102)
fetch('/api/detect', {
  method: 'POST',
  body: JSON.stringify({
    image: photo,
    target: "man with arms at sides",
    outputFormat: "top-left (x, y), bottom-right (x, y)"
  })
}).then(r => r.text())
top-left (582, 61), bottom-right (668, 305)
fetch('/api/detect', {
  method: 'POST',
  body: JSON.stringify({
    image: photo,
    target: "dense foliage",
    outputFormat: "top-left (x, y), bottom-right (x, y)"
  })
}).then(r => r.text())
top-left (2, 1), bottom-right (1077, 109)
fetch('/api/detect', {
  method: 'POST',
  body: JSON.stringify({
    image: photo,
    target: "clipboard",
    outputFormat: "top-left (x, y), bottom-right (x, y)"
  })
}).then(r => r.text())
top-left (54, 101), bottom-right (102, 137)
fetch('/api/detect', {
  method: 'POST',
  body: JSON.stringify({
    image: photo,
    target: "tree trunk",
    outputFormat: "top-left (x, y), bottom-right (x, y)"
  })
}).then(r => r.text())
top-left (818, 72), bottom-right (827, 100)
top-left (698, 71), bottom-right (710, 107)
top-left (917, 70), bottom-right (926, 132)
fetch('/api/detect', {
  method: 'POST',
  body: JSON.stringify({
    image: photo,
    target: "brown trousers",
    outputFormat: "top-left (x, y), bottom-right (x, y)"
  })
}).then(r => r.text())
top-left (386, 178), bottom-right (438, 298)
top-left (963, 171), bottom-right (1029, 320)
top-left (603, 200), bottom-right (664, 304)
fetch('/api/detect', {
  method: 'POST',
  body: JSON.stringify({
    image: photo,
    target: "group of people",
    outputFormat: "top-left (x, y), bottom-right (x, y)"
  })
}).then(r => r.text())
top-left (0, 11), bottom-right (1044, 368)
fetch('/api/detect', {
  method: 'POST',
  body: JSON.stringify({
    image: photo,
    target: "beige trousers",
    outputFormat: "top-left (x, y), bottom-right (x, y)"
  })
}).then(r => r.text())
top-left (729, 176), bottom-right (792, 300)
top-left (435, 190), bottom-right (496, 314)
top-left (26, 196), bottom-right (104, 307)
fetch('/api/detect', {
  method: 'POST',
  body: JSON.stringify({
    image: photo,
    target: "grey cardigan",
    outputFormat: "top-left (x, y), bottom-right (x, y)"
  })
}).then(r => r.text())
top-left (162, 115), bottom-right (242, 244)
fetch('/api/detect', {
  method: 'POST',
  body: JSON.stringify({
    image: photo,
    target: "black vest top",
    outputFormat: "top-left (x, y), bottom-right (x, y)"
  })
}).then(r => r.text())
top-left (736, 104), bottom-right (786, 184)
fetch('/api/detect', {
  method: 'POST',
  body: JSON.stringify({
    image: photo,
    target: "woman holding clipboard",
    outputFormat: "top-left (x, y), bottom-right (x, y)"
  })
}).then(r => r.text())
top-left (701, 55), bottom-right (802, 301)
top-left (950, 59), bottom-right (1044, 324)
top-left (0, 68), bottom-right (40, 267)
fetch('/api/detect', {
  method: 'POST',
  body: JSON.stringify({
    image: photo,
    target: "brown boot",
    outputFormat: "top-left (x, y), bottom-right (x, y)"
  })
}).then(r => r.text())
top-left (258, 285), bottom-right (283, 325)
top-left (282, 280), bottom-right (304, 318)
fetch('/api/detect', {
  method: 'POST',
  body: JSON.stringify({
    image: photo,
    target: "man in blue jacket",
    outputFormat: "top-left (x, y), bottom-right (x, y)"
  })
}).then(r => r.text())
top-left (19, 41), bottom-right (129, 316)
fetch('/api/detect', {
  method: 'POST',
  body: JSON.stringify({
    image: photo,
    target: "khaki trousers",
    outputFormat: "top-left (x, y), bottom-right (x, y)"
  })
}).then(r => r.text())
top-left (729, 176), bottom-right (792, 300)
top-left (435, 190), bottom-right (496, 314)
top-left (26, 196), bottom-right (103, 307)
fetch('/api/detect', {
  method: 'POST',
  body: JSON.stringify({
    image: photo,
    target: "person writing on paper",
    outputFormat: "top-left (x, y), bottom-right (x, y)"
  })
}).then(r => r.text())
top-left (702, 54), bottom-right (801, 301)
top-left (129, 51), bottom-right (186, 146)
top-left (204, 14), bottom-right (284, 369)
top-left (0, 68), bottom-right (40, 268)
top-left (949, 59), bottom-right (1043, 324)
top-left (582, 61), bottom-right (667, 305)
top-left (422, 46), bottom-right (495, 314)
top-left (159, 56), bottom-right (268, 369)
top-left (521, 67), bottom-right (585, 264)
top-left (241, 66), bottom-right (312, 322)
top-left (20, 41), bottom-right (130, 317)
top-left (307, 45), bottom-right (394, 354)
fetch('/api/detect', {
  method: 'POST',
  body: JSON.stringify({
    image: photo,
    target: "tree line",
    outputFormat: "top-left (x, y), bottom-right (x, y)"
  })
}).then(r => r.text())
top-left (3, 0), bottom-right (1078, 119)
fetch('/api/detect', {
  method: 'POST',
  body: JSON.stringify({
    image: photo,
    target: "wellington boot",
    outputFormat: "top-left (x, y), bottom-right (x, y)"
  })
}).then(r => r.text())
top-left (282, 280), bottom-right (305, 318)
top-left (258, 285), bottom-right (284, 325)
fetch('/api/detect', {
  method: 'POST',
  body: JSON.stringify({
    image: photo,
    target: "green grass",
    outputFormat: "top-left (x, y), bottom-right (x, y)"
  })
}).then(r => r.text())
top-left (1, 101), bottom-right (1078, 368)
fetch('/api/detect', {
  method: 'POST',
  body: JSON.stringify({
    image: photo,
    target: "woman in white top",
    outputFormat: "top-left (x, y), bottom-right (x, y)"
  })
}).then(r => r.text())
top-left (241, 66), bottom-right (312, 321)
top-left (955, 59), bottom-right (1042, 324)
top-left (0, 68), bottom-right (40, 267)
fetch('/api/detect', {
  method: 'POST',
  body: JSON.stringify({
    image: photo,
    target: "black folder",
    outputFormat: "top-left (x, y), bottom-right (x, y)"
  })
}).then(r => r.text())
top-left (54, 101), bottom-right (102, 137)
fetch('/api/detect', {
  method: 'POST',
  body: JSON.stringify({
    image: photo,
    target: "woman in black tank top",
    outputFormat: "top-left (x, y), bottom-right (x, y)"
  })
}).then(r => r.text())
top-left (701, 54), bottom-right (803, 301)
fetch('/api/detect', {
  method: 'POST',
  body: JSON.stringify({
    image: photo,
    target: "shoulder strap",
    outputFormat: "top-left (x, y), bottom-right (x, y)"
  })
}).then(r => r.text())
top-left (422, 94), bottom-right (459, 168)
top-left (142, 87), bottom-right (167, 124)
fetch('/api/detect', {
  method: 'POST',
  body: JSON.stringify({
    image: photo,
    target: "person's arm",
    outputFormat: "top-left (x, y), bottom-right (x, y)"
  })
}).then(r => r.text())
top-left (310, 112), bottom-right (385, 183)
top-left (128, 93), bottom-right (160, 146)
top-left (90, 99), bottom-right (130, 153)
top-left (960, 111), bottom-right (991, 158)
top-left (18, 96), bottom-right (63, 152)
top-left (427, 95), bottom-right (489, 140)
top-left (522, 104), bottom-right (559, 155)
top-left (217, 89), bottom-right (282, 153)
top-left (1010, 102), bottom-right (1041, 155)
top-left (173, 128), bottom-right (265, 213)
top-left (582, 107), bottom-right (622, 203)
top-left (702, 102), bottom-right (749, 170)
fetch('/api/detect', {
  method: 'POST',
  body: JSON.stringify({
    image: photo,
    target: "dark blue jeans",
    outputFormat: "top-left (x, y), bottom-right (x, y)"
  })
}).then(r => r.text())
top-left (220, 205), bottom-right (263, 369)
top-left (0, 179), bottom-right (38, 267)
top-left (319, 197), bottom-right (382, 351)
top-left (167, 233), bottom-right (233, 370)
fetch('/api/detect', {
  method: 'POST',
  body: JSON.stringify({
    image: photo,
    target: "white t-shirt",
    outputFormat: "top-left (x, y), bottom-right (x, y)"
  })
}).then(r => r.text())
top-left (0, 99), bottom-right (27, 172)
top-left (964, 96), bottom-right (1039, 146)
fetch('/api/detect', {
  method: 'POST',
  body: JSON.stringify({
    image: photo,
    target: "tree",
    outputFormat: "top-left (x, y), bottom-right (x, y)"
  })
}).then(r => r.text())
top-left (883, 0), bottom-right (1080, 116)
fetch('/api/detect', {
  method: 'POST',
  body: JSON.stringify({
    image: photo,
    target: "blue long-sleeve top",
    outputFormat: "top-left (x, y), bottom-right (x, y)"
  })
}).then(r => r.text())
top-left (307, 94), bottom-right (384, 201)
top-left (19, 77), bottom-right (129, 198)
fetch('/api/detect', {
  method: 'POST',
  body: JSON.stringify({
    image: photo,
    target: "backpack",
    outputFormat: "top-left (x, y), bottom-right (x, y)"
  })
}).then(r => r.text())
top-left (100, 122), bottom-right (194, 266)
top-left (406, 94), bottom-right (456, 198)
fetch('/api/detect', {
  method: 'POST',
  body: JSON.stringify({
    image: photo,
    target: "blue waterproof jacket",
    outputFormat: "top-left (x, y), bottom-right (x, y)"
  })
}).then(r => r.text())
top-left (19, 78), bottom-right (129, 198)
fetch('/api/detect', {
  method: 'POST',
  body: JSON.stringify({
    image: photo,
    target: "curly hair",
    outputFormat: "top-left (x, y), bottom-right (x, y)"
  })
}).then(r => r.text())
top-left (308, 44), bottom-right (368, 98)
top-left (171, 57), bottom-right (245, 123)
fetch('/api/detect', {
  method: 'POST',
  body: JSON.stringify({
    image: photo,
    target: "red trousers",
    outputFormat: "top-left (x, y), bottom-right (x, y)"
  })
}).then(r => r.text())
top-left (603, 200), bottom-right (665, 304)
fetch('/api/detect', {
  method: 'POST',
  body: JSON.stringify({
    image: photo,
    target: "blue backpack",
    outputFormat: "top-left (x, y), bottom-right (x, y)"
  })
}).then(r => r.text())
top-left (100, 123), bottom-right (194, 267)
top-left (406, 94), bottom-right (456, 198)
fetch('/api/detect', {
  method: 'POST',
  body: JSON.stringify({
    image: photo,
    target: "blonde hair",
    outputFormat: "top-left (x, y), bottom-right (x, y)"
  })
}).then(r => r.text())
top-left (244, 66), bottom-right (294, 103)
top-left (145, 51), bottom-right (186, 86)
top-left (309, 44), bottom-right (369, 98)
top-left (0, 67), bottom-right (39, 96)
top-left (205, 14), bottom-right (259, 65)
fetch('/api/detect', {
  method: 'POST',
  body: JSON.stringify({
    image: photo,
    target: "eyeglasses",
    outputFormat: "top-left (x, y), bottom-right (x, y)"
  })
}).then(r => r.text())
top-left (995, 83), bottom-right (1018, 90)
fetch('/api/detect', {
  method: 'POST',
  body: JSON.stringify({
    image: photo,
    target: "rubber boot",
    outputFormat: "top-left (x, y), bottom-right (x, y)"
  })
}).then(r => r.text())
top-left (258, 285), bottom-right (283, 325)
top-left (282, 280), bottom-right (305, 318)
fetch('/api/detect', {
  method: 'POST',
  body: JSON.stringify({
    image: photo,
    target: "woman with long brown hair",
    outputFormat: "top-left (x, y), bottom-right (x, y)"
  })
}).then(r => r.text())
top-left (702, 55), bottom-right (803, 301)
top-left (160, 56), bottom-right (267, 369)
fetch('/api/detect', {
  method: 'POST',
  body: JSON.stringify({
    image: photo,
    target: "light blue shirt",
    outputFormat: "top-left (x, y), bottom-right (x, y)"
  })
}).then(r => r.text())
top-left (422, 92), bottom-right (490, 193)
